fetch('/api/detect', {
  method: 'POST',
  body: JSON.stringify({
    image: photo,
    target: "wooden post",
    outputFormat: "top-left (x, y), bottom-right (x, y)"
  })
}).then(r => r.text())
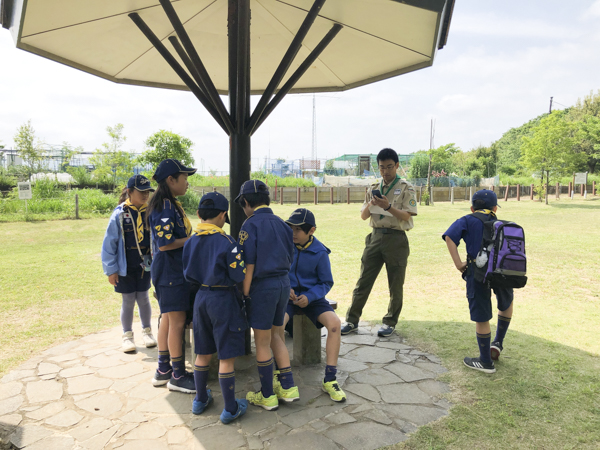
top-left (75, 194), bottom-right (80, 219)
top-left (568, 181), bottom-right (572, 197)
top-left (593, 181), bottom-right (597, 196)
top-left (504, 184), bottom-right (509, 201)
top-left (469, 186), bottom-right (473, 202)
top-left (419, 185), bottom-right (422, 205)
top-left (297, 187), bottom-right (301, 205)
top-left (580, 183), bottom-right (584, 196)
top-left (314, 187), bottom-right (318, 205)
top-left (347, 187), bottom-right (350, 204)
top-left (330, 187), bottom-right (334, 204)
top-left (274, 179), bottom-right (278, 201)
top-left (280, 187), bottom-right (284, 205)
top-left (530, 184), bottom-right (534, 200)
top-left (212, 186), bottom-right (216, 192)
top-left (516, 184), bottom-right (520, 201)
top-left (451, 187), bottom-right (454, 204)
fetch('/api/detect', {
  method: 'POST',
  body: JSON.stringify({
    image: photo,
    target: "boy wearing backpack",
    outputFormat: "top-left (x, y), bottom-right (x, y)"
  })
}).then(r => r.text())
top-left (442, 190), bottom-right (522, 374)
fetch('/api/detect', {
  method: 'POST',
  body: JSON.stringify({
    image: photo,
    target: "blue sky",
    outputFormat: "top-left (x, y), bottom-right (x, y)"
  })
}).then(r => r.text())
top-left (1, 0), bottom-right (599, 172)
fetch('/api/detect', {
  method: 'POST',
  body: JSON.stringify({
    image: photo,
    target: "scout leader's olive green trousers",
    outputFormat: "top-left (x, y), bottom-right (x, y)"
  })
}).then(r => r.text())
top-left (346, 229), bottom-right (410, 328)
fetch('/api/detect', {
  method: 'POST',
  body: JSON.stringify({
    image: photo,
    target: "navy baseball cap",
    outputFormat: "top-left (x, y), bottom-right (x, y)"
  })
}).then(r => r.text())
top-left (127, 175), bottom-right (154, 192)
top-left (472, 189), bottom-right (499, 209)
top-left (286, 208), bottom-right (316, 228)
top-left (198, 191), bottom-right (230, 224)
top-left (152, 159), bottom-right (197, 183)
top-left (234, 179), bottom-right (269, 203)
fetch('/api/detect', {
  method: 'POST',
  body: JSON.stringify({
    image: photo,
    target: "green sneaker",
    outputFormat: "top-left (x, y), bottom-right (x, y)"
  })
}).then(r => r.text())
top-left (274, 384), bottom-right (300, 402)
top-left (273, 370), bottom-right (281, 391)
top-left (322, 380), bottom-right (347, 402)
top-left (246, 390), bottom-right (279, 411)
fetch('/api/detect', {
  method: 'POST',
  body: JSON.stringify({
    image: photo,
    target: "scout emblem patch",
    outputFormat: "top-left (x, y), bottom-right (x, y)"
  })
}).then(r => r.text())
top-left (161, 218), bottom-right (169, 223)
top-left (236, 253), bottom-right (241, 260)
top-left (165, 234), bottom-right (172, 240)
top-left (230, 262), bottom-right (237, 269)
top-left (240, 261), bottom-right (245, 267)
top-left (409, 199), bottom-right (417, 207)
top-left (239, 231), bottom-right (249, 245)
top-left (163, 224), bottom-right (170, 231)
top-left (157, 231), bottom-right (164, 237)
top-left (155, 225), bottom-right (161, 231)
top-left (394, 189), bottom-right (402, 195)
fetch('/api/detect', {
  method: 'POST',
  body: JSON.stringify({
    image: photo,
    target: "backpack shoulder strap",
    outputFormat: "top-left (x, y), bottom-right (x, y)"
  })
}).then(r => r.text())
top-left (471, 212), bottom-right (493, 223)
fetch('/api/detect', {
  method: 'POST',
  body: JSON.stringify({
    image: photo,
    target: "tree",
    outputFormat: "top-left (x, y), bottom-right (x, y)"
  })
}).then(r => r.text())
top-left (89, 124), bottom-right (135, 188)
top-left (521, 112), bottom-right (583, 204)
top-left (138, 130), bottom-right (195, 171)
top-left (14, 120), bottom-right (43, 179)
top-left (407, 151), bottom-right (429, 179)
top-left (59, 142), bottom-right (82, 172)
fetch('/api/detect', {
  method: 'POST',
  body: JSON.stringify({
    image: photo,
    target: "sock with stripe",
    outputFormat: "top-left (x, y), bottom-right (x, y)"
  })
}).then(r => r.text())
top-left (158, 350), bottom-right (171, 373)
top-left (219, 371), bottom-right (237, 415)
top-left (194, 365), bottom-right (209, 403)
top-left (324, 365), bottom-right (337, 383)
top-left (278, 366), bottom-right (295, 389)
top-left (172, 355), bottom-right (185, 378)
top-left (257, 358), bottom-right (274, 397)
top-left (477, 332), bottom-right (492, 363)
top-left (494, 315), bottom-right (511, 344)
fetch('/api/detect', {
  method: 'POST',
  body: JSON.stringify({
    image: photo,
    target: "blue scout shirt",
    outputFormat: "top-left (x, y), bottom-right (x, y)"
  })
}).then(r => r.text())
top-left (182, 229), bottom-right (246, 287)
top-left (289, 236), bottom-right (334, 303)
top-left (149, 199), bottom-right (191, 287)
top-left (238, 207), bottom-right (294, 279)
top-left (442, 213), bottom-right (491, 298)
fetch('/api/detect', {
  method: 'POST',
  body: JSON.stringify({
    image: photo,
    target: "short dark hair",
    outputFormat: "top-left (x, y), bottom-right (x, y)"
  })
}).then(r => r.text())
top-left (198, 199), bottom-right (223, 220)
top-left (240, 192), bottom-right (270, 208)
top-left (289, 222), bottom-right (314, 234)
top-left (377, 148), bottom-right (398, 164)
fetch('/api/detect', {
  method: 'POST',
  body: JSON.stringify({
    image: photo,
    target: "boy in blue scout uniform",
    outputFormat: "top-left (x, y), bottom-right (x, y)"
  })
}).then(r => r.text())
top-left (147, 159), bottom-right (197, 393)
top-left (235, 180), bottom-right (299, 410)
top-left (341, 148), bottom-right (418, 337)
top-left (182, 191), bottom-right (249, 424)
top-left (443, 189), bottom-right (514, 374)
top-left (280, 208), bottom-right (347, 402)
top-left (102, 175), bottom-right (157, 353)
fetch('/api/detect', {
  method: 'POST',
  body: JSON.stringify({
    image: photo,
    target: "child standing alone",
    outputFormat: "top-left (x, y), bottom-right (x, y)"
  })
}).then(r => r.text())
top-left (102, 175), bottom-right (157, 352)
top-left (443, 190), bottom-right (514, 373)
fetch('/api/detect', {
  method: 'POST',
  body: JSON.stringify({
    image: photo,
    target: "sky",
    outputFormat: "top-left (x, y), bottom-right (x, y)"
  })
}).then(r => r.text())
top-left (1, 0), bottom-right (600, 173)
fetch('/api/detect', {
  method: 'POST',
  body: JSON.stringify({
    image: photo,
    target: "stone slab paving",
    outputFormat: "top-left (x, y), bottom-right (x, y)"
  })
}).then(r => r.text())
top-left (0, 322), bottom-right (451, 450)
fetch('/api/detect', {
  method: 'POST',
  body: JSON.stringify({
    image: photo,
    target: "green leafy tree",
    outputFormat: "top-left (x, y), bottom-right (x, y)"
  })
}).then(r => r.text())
top-left (14, 120), bottom-right (43, 179)
top-left (521, 112), bottom-right (583, 204)
top-left (89, 124), bottom-right (135, 188)
top-left (138, 130), bottom-right (194, 171)
top-left (59, 142), bottom-right (82, 172)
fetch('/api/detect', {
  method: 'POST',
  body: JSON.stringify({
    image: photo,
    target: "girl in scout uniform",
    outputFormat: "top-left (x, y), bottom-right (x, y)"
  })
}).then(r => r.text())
top-left (147, 159), bottom-right (197, 394)
top-left (101, 175), bottom-right (157, 353)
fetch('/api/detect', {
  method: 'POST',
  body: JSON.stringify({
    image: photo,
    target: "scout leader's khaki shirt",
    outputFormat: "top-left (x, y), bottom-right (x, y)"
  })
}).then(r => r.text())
top-left (361, 178), bottom-right (418, 231)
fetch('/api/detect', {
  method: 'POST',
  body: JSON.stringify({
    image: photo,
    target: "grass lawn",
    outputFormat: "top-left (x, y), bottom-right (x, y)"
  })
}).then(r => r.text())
top-left (1, 197), bottom-right (599, 449)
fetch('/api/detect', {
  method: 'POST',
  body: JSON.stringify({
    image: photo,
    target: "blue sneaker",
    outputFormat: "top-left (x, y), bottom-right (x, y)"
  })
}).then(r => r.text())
top-left (192, 389), bottom-right (213, 415)
top-left (220, 399), bottom-right (248, 424)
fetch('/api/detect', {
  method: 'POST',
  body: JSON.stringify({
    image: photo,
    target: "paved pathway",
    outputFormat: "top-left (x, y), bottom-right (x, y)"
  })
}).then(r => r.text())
top-left (0, 320), bottom-right (451, 450)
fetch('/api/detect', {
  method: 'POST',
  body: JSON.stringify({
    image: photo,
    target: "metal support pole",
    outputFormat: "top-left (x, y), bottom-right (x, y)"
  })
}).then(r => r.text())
top-left (450, 187), bottom-right (454, 204)
top-left (75, 194), bottom-right (79, 219)
top-left (297, 187), bottom-right (301, 205)
top-left (330, 187), bottom-right (334, 204)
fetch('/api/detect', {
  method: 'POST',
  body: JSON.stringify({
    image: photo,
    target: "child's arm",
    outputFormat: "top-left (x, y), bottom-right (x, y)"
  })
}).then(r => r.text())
top-left (445, 236), bottom-right (467, 273)
top-left (242, 264), bottom-right (255, 297)
top-left (159, 237), bottom-right (189, 252)
top-left (300, 253), bottom-right (334, 306)
top-left (101, 209), bottom-right (121, 282)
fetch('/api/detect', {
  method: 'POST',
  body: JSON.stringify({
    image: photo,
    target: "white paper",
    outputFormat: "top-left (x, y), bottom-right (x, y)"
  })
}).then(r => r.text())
top-left (369, 204), bottom-right (393, 217)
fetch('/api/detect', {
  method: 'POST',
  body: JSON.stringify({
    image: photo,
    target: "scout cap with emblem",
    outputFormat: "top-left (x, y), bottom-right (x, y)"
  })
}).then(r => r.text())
top-left (285, 208), bottom-right (316, 228)
top-left (472, 189), bottom-right (499, 209)
top-left (234, 179), bottom-right (269, 203)
top-left (127, 174), bottom-right (155, 192)
top-left (198, 191), bottom-right (230, 224)
top-left (152, 158), bottom-right (197, 183)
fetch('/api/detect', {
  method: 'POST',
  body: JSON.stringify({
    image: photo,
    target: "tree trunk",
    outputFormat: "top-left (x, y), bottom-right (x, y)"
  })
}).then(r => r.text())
top-left (545, 170), bottom-right (549, 205)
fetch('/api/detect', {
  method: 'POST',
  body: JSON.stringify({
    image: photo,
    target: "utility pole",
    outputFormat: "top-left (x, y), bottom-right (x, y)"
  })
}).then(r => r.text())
top-left (549, 96), bottom-right (553, 114)
top-left (426, 118), bottom-right (435, 206)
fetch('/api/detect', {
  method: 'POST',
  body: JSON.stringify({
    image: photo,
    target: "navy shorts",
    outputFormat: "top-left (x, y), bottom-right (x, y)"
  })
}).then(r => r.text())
top-left (286, 298), bottom-right (335, 329)
top-left (468, 280), bottom-right (514, 322)
top-left (247, 275), bottom-right (290, 330)
top-left (114, 267), bottom-right (151, 294)
top-left (155, 282), bottom-right (193, 314)
top-left (193, 289), bottom-right (247, 360)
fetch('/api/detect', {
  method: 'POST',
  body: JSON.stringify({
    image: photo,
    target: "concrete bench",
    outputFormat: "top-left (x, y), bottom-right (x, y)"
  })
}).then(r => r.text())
top-left (292, 299), bottom-right (337, 366)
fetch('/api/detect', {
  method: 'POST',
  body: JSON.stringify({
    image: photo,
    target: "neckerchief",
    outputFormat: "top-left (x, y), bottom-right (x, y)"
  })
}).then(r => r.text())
top-left (124, 199), bottom-right (147, 243)
top-left (254, 205), bottom-right (269, 212)
top-left (378, 175), bottom-right (400, 219)
top-left (295, 235), bottom-right (314, 251)
top-left (175, 200), bottom-right (193, 236)
top-left (474, 209), bottom-right (497, 218)
top-left (194, 222), bottom-right (226, 236)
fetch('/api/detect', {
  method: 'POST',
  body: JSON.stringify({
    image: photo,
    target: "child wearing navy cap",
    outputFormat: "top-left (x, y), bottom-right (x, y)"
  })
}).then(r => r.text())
top-left (147, 159), bottom-right (197, 393)
top-left (442, 189), bottom-right (514, 374)
top-left (235, 180), bottom-right (298, 410)
top-left (182, 191), bottom-right (249, 424)
top-left (281, 208), bottom-right (347, 402)
top-left (102, 174), bottom-right (157, 353)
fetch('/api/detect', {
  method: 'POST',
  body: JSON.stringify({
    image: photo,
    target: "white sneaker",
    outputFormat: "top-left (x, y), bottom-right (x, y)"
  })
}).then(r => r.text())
top-left (142, 327), bottom-right (157, 348)
top-left (122, 331), bottom-right (136, 353)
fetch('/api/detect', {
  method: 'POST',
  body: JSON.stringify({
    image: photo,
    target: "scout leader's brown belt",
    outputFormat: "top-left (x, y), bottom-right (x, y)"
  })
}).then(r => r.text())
top-left (372, 228), bottom-right (406, 235)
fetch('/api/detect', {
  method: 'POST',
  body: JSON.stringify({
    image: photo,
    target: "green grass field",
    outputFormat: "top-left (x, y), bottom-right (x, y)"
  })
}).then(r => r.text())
top-left (1, 198), bottom-right (599, 449)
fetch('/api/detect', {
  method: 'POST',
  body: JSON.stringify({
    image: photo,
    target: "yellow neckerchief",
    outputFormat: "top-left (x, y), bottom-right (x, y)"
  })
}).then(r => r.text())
top-left (194, 222), bottom-right (226, 236)
top-left (295, 235), bottom-right (314, 251)
top-left (174, 200), bottom-right (193, 236)
top-left (254, 205), bottom-right (269, 212)
top-left (474, 209), bottom-right (497, 218)
top-left (124, 199), bottom-right (147, 243)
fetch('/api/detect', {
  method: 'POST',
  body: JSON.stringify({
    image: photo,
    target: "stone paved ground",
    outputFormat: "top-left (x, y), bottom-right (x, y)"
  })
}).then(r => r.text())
top-left (0, 320), bottom-right (451, 450)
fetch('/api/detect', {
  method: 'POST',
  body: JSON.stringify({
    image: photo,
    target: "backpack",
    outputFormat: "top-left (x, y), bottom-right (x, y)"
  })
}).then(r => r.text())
top-left (472, 213), bottom-right (527, 289)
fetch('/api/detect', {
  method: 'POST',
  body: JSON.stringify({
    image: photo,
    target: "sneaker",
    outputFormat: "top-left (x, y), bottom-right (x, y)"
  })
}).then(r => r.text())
top-left (463, 357), bottom-right (496, 374)
top-left (192, 389), bottom-right (213, 415)
top-left (167, 372), bottom-right (197, 393)
top-left (246, 390), bottom-right (279, 411)
top-left (220, 399), bottom-right (248, 424)
top-left (322, 380), bottom-right (347, 402)
top-left (141, 327), bottom-right (157, 348)
top-left (490, 341), bottom-right (503, 361)
top-left (273, 370), bottom-right (281, 391)
top-left (122, 331), bottom-right (136, 353)
top-left (340, 322), bottom-right (358, 335)
top-left (274, 385), bottom-right (300, 403)
top-left (377, 324), bottom-right (395, 337)
top-left (152, 368), bottom-right (172, 386)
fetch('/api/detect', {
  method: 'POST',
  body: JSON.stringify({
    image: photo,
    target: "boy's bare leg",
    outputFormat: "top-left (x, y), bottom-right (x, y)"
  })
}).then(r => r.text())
top-left (317, 311), bottom-right (341, 366)
top-left (167, 311), bottom-right (186, 359)
top-left (219, 358), bottom-right (235, 373)
top-left (499, 302), bottom-right (513, 318)
top-left (271, 313), bottom-right (289, 355)
top-left (253, 329), bottom-right (272, 361)
top-left (195, 354), bottom-right (211, 366)
top-left (475, 321), bottom-right (491, 335)
top-left (157, 313), bottom-right (169, 351)
top-left (270, 325), bottom-right (291, 368)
